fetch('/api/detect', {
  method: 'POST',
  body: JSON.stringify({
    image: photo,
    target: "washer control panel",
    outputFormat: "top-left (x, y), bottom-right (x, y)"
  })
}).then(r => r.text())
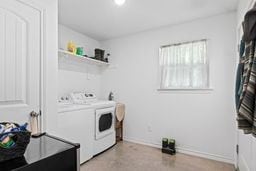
top-left (70, 92), bottom-right (97, 104)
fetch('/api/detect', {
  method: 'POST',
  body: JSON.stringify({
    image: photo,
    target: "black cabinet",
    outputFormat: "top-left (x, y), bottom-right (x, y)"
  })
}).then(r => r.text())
top-left (0, 134), bottom-right (80, 171)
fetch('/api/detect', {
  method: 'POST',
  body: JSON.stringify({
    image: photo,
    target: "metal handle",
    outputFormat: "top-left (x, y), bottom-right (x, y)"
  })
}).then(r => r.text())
top-left (30, 111), bottom-right (40, 117)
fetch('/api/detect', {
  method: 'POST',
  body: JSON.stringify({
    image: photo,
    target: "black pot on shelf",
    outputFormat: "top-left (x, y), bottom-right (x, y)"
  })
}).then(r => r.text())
top-left (95, 49), bottom-right (105, 61)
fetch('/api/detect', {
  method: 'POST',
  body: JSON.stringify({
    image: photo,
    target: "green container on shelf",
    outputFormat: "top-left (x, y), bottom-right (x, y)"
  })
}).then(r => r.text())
top-left (76, 47), bottom-right (83, 56)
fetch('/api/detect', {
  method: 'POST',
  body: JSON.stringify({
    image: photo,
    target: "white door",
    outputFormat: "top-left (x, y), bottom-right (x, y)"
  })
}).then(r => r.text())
top-left (236, 25), bottom-right (252, 171)
top-left (238, 132), bottom-right (254, 171)
top-left (252, 138), bottom-right (256, 171)
top-left (237, 2), bottom-right (256, 170)
top-left (0, 0), bottom-right (41, 129)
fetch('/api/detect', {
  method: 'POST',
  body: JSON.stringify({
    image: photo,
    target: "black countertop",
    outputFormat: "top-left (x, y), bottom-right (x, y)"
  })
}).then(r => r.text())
top-left (0, 134), bottom-right (80, 171)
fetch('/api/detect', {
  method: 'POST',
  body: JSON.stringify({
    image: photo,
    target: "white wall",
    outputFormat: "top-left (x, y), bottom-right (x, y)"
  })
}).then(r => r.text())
top-left (58, 69), bottom-right (102, 98)
top-left (58, 25), bottom-right (102, 98)
top-left (101, 12), bottom-right (237, 163)
top-left (59, 24), bottom-right (100, 57)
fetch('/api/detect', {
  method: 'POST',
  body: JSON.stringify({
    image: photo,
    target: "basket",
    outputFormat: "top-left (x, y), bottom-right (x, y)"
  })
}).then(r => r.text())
top-left (0, 123), bottom-right (31, 162)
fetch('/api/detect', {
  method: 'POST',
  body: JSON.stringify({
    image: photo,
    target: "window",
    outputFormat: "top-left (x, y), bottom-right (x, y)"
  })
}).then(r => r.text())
top-left (159, 40), bottom-right (208, 90)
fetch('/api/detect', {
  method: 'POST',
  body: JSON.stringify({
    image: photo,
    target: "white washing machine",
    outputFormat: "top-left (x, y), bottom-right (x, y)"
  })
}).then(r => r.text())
top-left (57, 100), bottom-right (94, 164)
top-left (70, 92), bottom-right (116, 156)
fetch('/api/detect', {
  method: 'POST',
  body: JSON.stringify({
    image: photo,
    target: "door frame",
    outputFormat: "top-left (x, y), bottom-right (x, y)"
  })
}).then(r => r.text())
top-left (235, 25), bottom-right (241, 170)
top-left (16, 0), bottom-right (46, 132)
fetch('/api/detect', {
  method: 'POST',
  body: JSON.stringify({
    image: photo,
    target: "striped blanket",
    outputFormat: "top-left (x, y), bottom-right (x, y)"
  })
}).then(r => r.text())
top-left (238, 41), bottom-right (256, 137)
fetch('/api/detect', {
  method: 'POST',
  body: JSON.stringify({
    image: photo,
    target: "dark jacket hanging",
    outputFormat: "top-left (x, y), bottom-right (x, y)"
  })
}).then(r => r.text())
top-left (243, 3), bottom-right (256, 42)
top-left (237, 3), bottom-right (256, 137)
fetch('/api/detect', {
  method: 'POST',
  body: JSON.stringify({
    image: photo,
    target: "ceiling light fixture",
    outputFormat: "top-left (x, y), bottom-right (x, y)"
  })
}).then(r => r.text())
top-left (114, 0), bottom-right (126, 6)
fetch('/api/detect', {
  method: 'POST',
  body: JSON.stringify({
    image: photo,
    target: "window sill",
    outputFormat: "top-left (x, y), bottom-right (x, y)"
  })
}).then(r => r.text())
top-left (157, 88), bottom-right (214, 94)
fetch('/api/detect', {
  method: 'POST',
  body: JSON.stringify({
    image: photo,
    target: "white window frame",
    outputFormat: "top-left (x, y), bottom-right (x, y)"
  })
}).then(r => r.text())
top-left (158, 39), bottom-right (212, 91)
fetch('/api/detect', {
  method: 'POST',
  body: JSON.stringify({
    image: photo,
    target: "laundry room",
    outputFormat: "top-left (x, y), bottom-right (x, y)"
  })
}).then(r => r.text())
top-left (1, 0), bottom-right (256, 171)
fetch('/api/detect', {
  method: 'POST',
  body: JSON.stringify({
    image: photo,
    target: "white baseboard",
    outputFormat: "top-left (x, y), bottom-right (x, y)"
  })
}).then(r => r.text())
top-left (123, 136), bottom-right (235, 165)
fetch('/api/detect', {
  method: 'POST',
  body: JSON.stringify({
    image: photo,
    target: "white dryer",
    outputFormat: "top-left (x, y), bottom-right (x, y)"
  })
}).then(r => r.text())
top-left (92, 101), bottom-right (116, 155)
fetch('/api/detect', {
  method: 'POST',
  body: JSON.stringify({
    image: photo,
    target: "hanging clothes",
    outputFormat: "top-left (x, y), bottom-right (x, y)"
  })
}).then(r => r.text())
top-left (243, 3), bottom-right (256, 42)
top-left (235, 39), bottom-right (245, 109)
top-left (237, 3), bottom-right (256, 137)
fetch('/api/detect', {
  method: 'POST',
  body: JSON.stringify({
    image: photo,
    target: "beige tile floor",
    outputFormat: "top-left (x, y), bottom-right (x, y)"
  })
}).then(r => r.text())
top-left (81, 141), bottom-right (235, 171)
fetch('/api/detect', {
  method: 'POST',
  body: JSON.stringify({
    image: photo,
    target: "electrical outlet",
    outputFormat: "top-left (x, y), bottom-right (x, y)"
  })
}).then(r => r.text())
top-left (147, 125), bottom-right (152, 132)
top-left (87, 73), bottom-right (91, 80)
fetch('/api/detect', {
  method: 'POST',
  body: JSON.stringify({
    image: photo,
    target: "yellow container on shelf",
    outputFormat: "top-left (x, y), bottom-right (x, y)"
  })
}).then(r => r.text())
top-left (67, 41), bottom-right (77, 54)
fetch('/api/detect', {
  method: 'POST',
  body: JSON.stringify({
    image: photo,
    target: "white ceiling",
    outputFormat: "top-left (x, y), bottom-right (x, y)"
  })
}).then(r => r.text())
top-left (59, 0), bottom-right (238, 41)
